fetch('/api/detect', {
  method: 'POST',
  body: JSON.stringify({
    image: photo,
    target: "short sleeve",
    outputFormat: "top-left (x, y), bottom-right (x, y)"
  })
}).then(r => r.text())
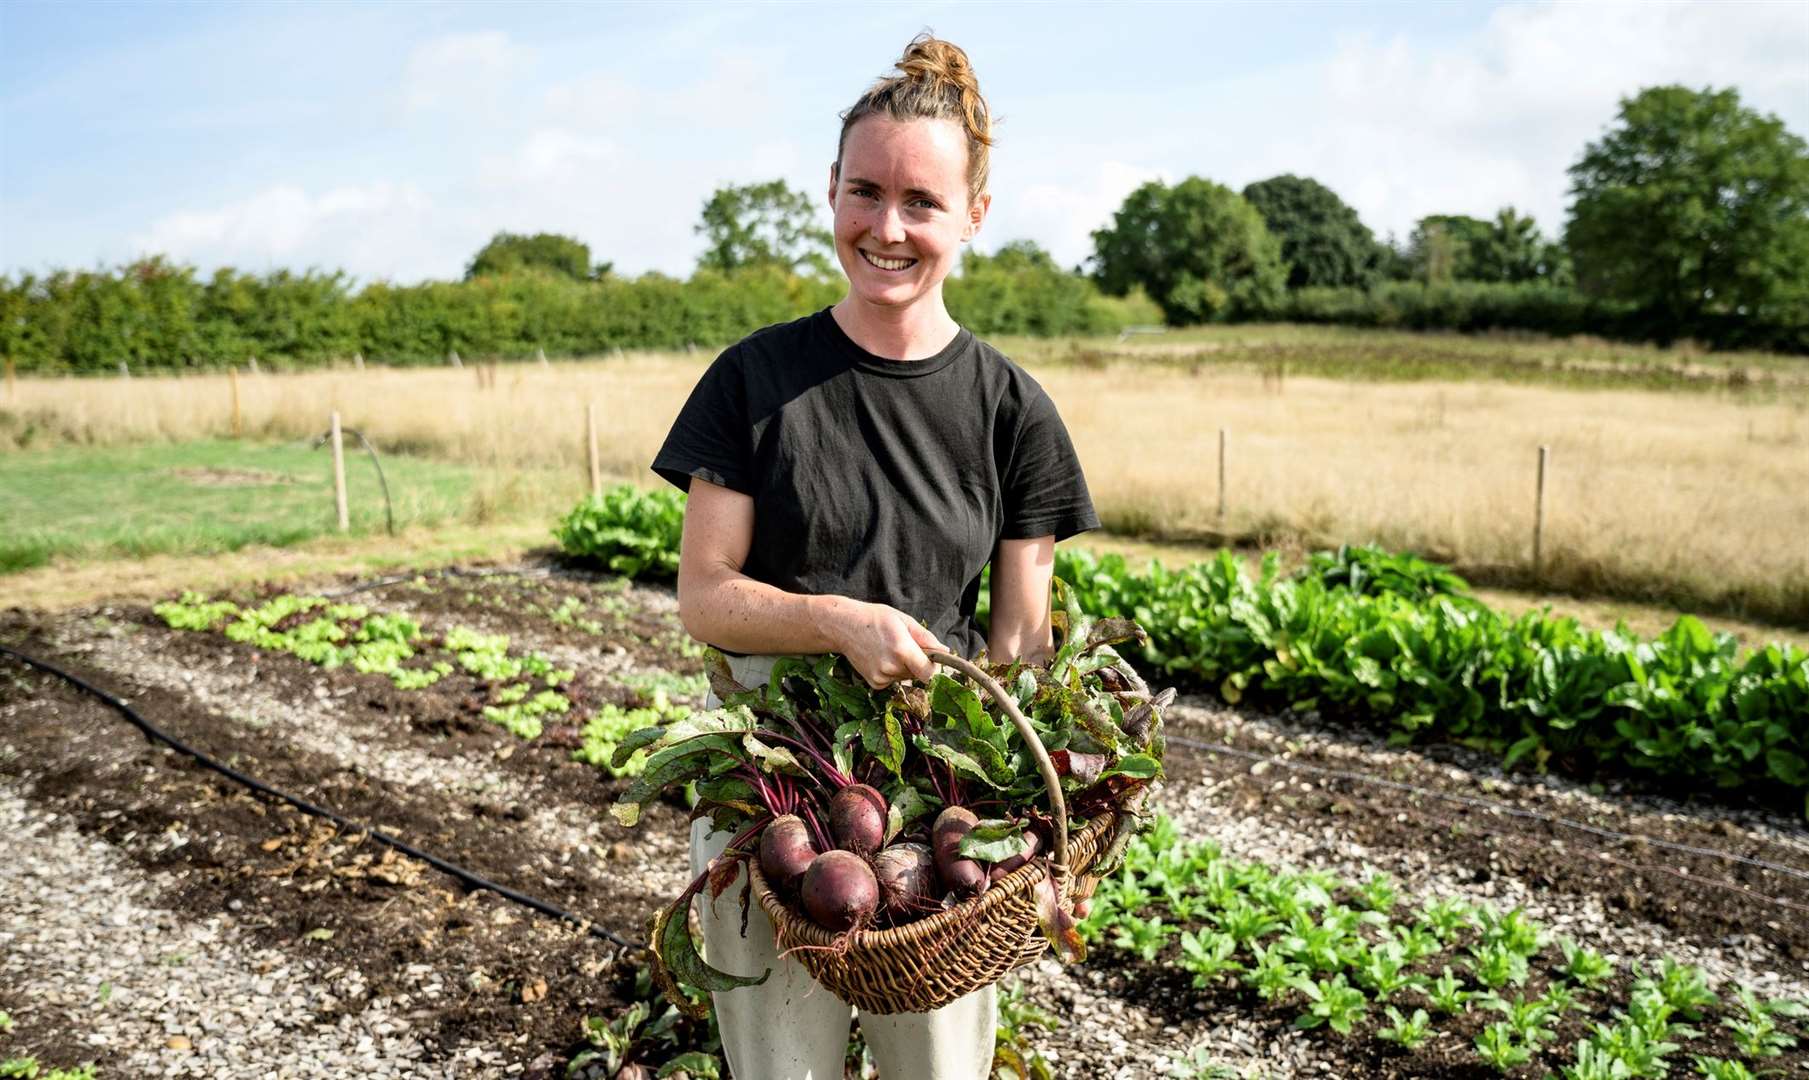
top-left (1001, 382), bottom-right (1100, 541)
top-left (651, 347), bottom-right (754, 494)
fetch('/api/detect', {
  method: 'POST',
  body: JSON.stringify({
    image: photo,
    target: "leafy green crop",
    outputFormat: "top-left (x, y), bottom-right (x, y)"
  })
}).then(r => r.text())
top-left (1050, 546), bottom-right (1809, 809)
top-left (554, 486), bottom-right (685, 580)
top-left (573, 692), bottom-right (691, 778)
top-left (552, 485), bottom-right (1809, 809)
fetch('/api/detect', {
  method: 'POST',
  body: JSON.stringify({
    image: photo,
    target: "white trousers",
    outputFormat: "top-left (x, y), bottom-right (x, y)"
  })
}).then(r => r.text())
top-left (686, 653), bottom-right (998, 1080)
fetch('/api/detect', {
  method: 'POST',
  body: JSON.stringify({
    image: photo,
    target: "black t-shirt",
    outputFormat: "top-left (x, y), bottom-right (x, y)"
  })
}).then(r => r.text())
top-left (652, 307), bottom-right (1099, 658)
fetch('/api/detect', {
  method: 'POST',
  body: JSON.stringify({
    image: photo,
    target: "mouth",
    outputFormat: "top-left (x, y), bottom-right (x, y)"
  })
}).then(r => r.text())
top-left (858, 249), bottom-right (918, 273)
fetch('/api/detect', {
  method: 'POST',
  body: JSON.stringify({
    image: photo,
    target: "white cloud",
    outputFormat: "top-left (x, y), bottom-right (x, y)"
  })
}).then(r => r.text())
top-left (1283, 0), bottom-right (1809, 238)
top-left (131, 182), bottom-right (448, 280)
top-left (989, 161), bottom-right (1170, 270)
top-left (974, 1), bottom-right (1807, 258)
top-left (480, 128), bottom-right (617, 189)
top-left (402, 30), bottom-right (531, 116)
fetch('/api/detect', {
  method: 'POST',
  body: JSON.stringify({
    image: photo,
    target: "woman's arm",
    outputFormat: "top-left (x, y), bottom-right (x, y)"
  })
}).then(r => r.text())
top-left (987, 535), bottom-right (1056, 665)
top-left (676, 478), bottom-right (947, 687)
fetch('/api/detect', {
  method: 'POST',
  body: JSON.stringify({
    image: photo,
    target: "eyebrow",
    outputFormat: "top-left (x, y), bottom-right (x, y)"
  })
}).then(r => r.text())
top-left (841, 176), bottom-right (947, 203)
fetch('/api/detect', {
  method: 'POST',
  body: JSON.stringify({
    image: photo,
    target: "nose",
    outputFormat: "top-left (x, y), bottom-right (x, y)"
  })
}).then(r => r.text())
top-left (872, 201), bottom-right (906, 245)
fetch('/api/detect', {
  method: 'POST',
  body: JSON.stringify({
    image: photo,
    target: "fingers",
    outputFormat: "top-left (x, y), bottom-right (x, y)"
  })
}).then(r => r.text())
top-left (902, 620), bottom-right (948, 682)
top-left (906, 618), bottom-right (948, 656)
top-left (843, 604), bottom-right (949, 689)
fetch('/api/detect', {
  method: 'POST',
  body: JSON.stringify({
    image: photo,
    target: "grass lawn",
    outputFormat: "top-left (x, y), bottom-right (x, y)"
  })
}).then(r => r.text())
top-left (0, 439), bottom-right (541, 572)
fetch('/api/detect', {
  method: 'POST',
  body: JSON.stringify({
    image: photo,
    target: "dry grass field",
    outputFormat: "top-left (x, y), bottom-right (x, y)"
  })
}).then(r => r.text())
top-left (4, 333), bottom-right (1805, 625)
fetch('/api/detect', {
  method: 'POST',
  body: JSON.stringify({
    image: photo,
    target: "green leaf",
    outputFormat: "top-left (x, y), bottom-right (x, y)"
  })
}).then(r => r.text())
top-left (1100, 753), bottom-right (1161, 781)
top-left (657, 1052), bottom-right (723, 1078)
top-left (865, 704), bottom-right (908, 776)
top-left (959, 818), bottom-right (1031, 863)
top-left (930, 674), bottom-right (990, 734)
top-left (612, 738), bottom-right (740, 827)
top-left (740, 733), bottom-right (806, 776)
top-left (648, 864), bottom-right (769, 1016)
top-left (885, 781), bottom-right (939, 843)
top-left (916, 728), bottom-right (1010, 788)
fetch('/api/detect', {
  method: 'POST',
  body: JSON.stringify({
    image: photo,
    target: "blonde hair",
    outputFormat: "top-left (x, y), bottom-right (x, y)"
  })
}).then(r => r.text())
top-left (837, 33), bottom-right (995, 201)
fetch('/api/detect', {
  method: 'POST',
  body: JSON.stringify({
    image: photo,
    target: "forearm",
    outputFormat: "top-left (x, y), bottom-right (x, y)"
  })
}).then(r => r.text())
top-left (987, 615), bottom-right (1054, 665)
top-left (679, 571), bottom-right (845, 656)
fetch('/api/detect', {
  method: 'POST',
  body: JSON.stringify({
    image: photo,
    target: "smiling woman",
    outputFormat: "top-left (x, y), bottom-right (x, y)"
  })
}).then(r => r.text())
top-left (648, 31), bottom-right (1100, 1080)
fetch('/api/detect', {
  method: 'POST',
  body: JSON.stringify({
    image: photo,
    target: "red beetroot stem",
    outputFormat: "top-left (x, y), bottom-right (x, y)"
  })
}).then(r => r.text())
top-left (754, 730), bottom-right (851, 788)
top-left (800, 802), bottom-right (832, 854)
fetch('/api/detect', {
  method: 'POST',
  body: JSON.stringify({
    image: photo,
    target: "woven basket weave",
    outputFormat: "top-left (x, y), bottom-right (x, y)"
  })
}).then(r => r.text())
top-left (749, 811), bottom-right (1112, 1014)
top-left (747, 650), bottom-right (1118, 1015)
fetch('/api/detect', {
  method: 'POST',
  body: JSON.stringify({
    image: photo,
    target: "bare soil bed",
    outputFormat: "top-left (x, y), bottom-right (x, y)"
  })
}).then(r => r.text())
top-left (2, 560), bottom-right (1804, 1078)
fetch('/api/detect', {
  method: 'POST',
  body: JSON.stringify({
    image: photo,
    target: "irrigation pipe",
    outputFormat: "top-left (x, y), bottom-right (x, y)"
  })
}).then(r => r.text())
top-left (311, 426), bottom-right (395, 536)
top-left (1165, 731), bottom-right (1809, 884)
top-left (0, 643), bottom-right (645, 953)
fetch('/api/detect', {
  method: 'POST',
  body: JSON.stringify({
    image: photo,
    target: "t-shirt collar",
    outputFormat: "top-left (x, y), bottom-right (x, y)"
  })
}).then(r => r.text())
top-left (818, 307), bottom-right (970, 379)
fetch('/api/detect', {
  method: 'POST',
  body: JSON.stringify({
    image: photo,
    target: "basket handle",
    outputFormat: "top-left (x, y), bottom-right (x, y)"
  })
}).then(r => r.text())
top-left (924, 650), bottom-right (1068, 873)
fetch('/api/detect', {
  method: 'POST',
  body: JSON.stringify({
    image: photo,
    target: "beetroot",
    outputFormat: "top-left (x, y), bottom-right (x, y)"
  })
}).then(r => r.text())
top-left (801, 849), bottom-right (879, 931)
top-left (988, 828), bottom-right (1043, 884)
top-left (828, 784), bottom-right (888, 855)
top-left (872, 842), bottom-right (937, 917)
top-left (931, 806), bottom-right (988, 897)
top-left (759, 813), bottom-right (818, 893)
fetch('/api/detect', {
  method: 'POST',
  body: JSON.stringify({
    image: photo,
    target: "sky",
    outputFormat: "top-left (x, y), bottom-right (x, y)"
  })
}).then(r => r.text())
top-left (2, 0), bottom-right (1806, 285)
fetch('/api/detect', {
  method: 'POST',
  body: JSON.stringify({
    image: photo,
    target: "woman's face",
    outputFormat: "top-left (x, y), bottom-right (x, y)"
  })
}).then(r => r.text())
top-left (829, 116), bottom-right (989, 313)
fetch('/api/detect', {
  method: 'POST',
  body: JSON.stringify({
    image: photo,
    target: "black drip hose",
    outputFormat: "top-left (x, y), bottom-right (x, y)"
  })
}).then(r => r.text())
top-left (0, 643), bottom-right (644, 952)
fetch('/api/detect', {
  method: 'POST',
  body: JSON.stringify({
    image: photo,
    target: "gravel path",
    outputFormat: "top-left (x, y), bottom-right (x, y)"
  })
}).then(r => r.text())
top-left (0, 782), bottom-right (475, 1079)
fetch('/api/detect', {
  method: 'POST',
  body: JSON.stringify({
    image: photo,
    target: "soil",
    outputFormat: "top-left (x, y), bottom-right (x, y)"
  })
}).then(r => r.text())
top-left (3, 561), bottom-right (1805, 1078)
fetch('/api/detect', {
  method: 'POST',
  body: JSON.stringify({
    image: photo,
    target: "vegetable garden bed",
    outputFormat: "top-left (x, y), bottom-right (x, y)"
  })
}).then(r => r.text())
top-left (2, 562), bottom-right (1804, 1078)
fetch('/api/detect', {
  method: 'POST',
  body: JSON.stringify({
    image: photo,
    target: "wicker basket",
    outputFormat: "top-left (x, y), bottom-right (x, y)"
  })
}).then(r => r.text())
top-left (747, 650), bottom-right (1119, 1015)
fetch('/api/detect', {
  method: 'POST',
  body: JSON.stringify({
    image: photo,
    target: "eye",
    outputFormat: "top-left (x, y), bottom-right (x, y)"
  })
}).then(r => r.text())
top-left (911, 198), bottom-right (939, 210)
top-left (850, 186), bottom-right (878, 199)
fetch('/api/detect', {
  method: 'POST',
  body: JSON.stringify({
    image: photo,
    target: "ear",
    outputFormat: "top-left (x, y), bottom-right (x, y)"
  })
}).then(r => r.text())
top-left (827, 161), bottom-right (840, 212)
top-left (964, 191), bottom-right (992, 241)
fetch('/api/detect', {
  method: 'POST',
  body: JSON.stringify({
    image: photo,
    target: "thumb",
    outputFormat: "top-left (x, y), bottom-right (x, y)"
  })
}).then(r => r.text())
top-left (906, 619), bottom-right (948, 658)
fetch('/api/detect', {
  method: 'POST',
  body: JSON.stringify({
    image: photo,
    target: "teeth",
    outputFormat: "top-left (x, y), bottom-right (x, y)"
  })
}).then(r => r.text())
top-left (863, 252), bottom-right (914, 271)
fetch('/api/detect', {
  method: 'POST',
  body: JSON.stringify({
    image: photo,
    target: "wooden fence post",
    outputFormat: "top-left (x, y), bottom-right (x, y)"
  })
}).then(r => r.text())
top-left (1533, 445), bottom-right (1549, 576)
top-left (331, 411), bottom-right (350, 531)
top-left (1217, 428), bottom-right (1228, 520)
top-left (536, 347), bottom-right (548, 368)
top-left (248, 356), bottom-right (259, 375)
top-left (353, 353), bottom-right (364, 372)
top-left (229, 367), bottom-right (243, 437)
top-left (586, 401), bottom-right (603, 499)
top-left (449, 350), bottom-right (463, 368)
top-left (118, 360), bottom-right (130, 379)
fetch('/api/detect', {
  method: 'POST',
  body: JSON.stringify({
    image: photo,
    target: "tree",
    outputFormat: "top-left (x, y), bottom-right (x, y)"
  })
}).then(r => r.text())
top-left (1565, 85), bottom-right (1809, 330)
top-left (1406, 215), bottom-right (1492, 283)
top-left (1241, 175), bottom-right (1381, 289)
top-left (1090, 177), bottom-right (1287, 324)
top-left (465, 232), bottom-right (601, 281)
top-left (695, 180), bottom-right (834, 277)
top-left (965, 238), bottom-right (1061, 274)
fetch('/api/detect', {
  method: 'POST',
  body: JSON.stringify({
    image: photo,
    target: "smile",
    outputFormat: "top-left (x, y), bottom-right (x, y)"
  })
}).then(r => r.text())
top-left (859, 250), bottom-right (917, 272)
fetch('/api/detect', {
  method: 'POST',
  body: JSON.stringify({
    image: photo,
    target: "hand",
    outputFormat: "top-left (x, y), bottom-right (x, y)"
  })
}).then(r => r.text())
top-left (816, 596), bottom-right (948, 689)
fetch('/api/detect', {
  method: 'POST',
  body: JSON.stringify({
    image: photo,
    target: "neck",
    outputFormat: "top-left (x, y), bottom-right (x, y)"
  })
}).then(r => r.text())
top-left (830, 294), bottom-right (961, 361)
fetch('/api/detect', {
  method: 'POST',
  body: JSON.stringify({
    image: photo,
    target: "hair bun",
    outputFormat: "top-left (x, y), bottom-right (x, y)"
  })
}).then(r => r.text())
top-left (836, 32), bottom-right (996, 199)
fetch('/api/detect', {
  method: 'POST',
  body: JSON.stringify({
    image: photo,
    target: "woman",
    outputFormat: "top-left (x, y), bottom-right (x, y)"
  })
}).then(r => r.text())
top-left (651, 34), bottom-right (1098, 1079)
